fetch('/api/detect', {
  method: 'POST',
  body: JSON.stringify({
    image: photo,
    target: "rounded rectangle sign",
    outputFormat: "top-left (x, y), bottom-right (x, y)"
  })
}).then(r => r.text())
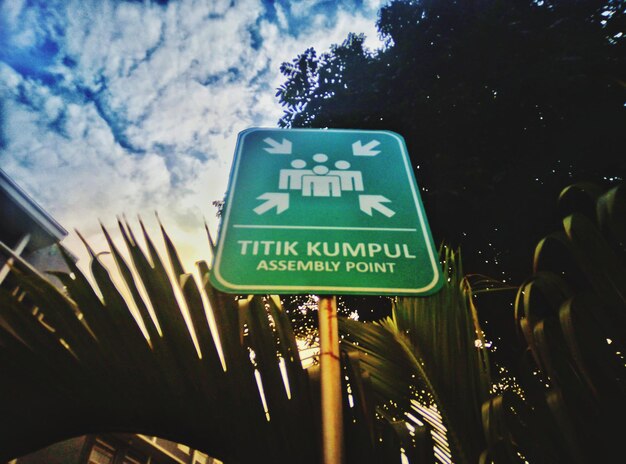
top-left (210, 128), bottom-right (442, 295)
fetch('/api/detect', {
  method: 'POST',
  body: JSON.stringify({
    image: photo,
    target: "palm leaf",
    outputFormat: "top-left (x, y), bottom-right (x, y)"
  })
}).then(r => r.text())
top-left (509, 182), bottom-right (626, 462)
top-left (0, 221), bottom-right (320, 463)
top-left (339, 246), bottom-right (492, 464)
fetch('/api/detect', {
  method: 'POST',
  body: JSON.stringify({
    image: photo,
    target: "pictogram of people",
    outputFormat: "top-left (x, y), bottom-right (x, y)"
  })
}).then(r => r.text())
top-left (329, 160), bottom-right (364, 191)
top-left (278, 159), bottom-right (312, 190)
top-left (278, 153), bottom-right (364, 197)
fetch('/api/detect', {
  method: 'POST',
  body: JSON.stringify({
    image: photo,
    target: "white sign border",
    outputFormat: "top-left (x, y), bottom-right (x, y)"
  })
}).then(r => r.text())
top-left (212, 128), bottom-right (441, 295)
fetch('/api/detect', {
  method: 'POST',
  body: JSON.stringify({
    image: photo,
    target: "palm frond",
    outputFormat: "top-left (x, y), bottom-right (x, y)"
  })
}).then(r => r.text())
top-left (505, 183), bottom-right (626, 463)
top-left (340, 246), bottom-right (492, 464)
top-left (0, 221), bottom-right (317, 463)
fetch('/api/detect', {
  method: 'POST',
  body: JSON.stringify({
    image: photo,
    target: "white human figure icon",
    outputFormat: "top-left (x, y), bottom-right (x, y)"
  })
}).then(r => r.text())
top-left (301, 154), bottom-right (342, 197)
top-left (329, 160), bottom-right (364, 191)
top-left (279, 159), bottom-right (312, 190)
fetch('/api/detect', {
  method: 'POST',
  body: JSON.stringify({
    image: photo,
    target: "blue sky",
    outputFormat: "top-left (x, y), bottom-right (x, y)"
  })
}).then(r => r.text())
top-left (0, 0), bottom-right (384, 268)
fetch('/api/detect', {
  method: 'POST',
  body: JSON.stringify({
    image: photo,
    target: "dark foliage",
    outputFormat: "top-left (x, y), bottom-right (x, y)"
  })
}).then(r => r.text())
top-left (338, 182), bottom-right (626, 463)
top-left (479, 182), bottom-right (626, 463)
top-left (277, 0), bottom-right (626, 285)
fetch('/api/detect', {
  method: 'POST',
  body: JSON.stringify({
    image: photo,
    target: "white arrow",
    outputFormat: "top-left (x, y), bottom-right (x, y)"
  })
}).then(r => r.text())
top-left (254, 192), bottom-right (289, 215)
top-left (263, 137), bottom-right (292, 154)
top-left (352, 140), bottom-right (381, 156)
top-left (359, 195), bottom-right (395, 218)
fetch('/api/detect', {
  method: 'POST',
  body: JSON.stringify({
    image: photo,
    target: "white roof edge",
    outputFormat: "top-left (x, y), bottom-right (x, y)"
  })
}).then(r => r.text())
top-left (0, 168), bottom-right (67, 241)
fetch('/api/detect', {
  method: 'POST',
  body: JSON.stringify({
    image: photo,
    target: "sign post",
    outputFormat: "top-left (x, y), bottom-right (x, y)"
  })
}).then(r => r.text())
top-left (318, 295), bottom-right (342, 464)
top-left (211, 128), bottom-right (442, 464)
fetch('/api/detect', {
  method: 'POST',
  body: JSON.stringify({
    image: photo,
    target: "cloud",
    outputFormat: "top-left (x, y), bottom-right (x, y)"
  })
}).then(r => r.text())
top-left (0, 0), bottom-right (384, 272)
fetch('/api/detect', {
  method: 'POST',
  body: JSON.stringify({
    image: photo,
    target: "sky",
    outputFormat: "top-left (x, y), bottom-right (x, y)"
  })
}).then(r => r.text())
top-left (0, 0), bottom-right (386, 273)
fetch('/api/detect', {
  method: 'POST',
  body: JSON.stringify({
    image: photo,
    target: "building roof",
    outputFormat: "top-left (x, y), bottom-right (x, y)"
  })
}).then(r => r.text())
top-left (0, 168), bottom-right (67, 252)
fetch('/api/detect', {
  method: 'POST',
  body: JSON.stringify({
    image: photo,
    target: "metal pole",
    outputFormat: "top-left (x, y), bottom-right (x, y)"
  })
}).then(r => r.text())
top-left (318, 295), bottom-right (343, 464)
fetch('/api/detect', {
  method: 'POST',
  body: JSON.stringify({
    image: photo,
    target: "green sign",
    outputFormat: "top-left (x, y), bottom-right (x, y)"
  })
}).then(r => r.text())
top-left (210, 128), bottom-right (442, 295)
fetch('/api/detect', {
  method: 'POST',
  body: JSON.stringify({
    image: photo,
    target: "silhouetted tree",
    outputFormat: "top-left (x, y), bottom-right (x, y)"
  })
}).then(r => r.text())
top-left (277, 0), bottom-right (626, 284)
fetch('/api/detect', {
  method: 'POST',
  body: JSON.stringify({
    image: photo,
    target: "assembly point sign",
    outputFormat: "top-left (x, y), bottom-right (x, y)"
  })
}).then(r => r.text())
top-left (210, 128), bottom-right (442, 296)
